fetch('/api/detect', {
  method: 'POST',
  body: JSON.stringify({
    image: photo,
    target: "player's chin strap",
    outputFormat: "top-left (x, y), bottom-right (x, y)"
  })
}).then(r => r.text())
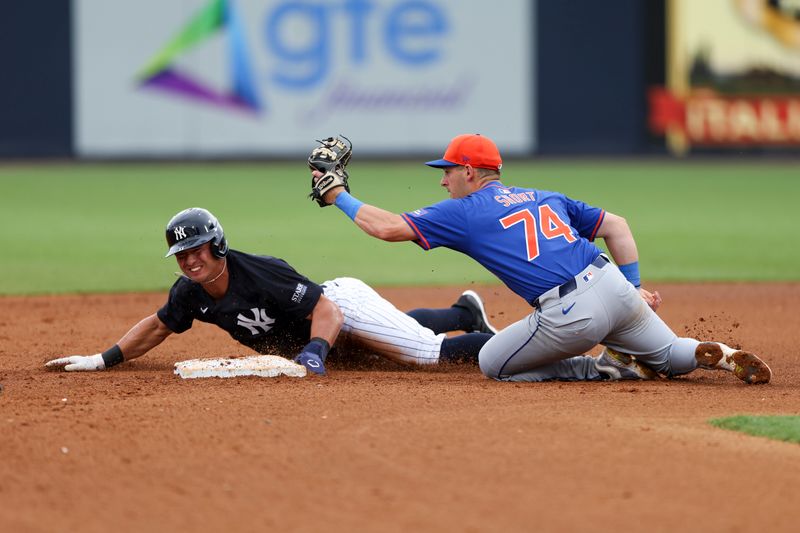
top-left (202, 258), bottom-right (227, 285)
top-left (172, 258), bottom-right (228, 284)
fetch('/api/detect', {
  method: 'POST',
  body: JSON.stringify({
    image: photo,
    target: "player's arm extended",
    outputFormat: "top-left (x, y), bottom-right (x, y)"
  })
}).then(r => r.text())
top-left (595, 212), bottom-right (662, 311)
top-left (353, 204), bottom-right (416, 241)
top-left (116, 314), bottom-right (174, 360)
top-left (325, 186), bottom-right (416, 241)
top-left (45, 313), bottom-right (173, 372)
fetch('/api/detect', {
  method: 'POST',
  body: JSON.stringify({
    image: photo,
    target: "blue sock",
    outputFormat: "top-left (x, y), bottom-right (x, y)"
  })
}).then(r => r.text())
top-left (440, 333), bottom-right (493, 363)
top-left (407, 307), bottom-right (472, 334)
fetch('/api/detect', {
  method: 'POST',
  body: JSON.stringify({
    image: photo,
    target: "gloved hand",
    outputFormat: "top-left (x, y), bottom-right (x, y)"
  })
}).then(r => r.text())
top-left (308, 135), bottom-right (352, 207)
top-left (294, 351), bottom-right (326, 376)
top-left (45, 354), bottom-right (106, 372)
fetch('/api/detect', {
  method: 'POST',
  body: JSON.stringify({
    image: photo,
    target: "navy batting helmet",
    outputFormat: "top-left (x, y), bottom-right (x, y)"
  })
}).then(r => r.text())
top-left (165, 207), bottom-right (228, 258)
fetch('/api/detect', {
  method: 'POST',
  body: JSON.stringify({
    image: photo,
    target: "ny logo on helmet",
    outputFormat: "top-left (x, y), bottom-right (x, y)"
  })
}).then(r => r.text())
top-left (174, 226), bottom-right (187, 240)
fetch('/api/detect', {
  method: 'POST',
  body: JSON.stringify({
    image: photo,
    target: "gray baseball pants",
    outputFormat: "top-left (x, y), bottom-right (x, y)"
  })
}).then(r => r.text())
top-left (478, 256), bottom-right (700, 382)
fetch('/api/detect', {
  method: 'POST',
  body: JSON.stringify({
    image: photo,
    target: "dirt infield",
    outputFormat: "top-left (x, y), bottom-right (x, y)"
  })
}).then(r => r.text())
top-left (2, 283), bottom-right (799, 532)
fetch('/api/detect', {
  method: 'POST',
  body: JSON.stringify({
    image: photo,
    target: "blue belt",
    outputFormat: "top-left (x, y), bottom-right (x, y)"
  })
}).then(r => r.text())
top-left (531, 254), bottom-right (609, 310)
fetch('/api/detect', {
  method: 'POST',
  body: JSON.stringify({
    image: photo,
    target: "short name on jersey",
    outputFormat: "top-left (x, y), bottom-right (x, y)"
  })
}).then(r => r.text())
top-left (494, 190), bottom-right (536, 207)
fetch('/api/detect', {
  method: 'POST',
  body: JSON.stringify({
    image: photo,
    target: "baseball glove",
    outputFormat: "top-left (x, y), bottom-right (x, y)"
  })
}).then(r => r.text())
top-left (308, 135), bottom-right (352, 207)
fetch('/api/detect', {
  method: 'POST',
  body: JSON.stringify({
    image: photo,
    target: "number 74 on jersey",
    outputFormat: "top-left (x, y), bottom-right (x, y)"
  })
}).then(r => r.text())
top-left (500, 206), bottom-right (577, 261)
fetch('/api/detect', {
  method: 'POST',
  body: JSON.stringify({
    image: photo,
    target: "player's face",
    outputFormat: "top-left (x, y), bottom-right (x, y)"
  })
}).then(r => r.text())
top-left (175, 243), bottom-right (223, 283)
top-left (440, 166), bottom-right (471, 199)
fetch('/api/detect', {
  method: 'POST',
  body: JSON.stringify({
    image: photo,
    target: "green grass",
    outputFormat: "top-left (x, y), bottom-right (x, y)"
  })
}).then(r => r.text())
top-left (710, 415), bottom-right (800, 444)
top-left (1, 160), bottom-right (798, 294)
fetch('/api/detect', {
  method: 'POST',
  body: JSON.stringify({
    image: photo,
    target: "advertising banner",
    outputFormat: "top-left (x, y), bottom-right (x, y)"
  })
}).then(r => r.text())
top-left (74, 0), bottom-right (534, 156)
top-left (650, 0), bottom-right (800, 154)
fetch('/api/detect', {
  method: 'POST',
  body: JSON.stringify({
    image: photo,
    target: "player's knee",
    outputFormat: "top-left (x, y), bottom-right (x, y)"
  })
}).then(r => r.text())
top-left (478, 346), bottom-right (501, 379)
top-left (665, 337), bottom-right (701, 376)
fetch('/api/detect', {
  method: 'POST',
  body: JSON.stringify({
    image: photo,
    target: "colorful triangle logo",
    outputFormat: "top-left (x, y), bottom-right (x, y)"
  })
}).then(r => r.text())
top-left (136, 0), bottom-right (261, 114)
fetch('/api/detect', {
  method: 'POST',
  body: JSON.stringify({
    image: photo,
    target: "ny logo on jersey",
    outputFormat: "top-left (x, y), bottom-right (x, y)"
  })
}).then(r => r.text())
top-left (236, 307), bottom-right (275, 335)
top-left (174, 226), bottom-right (187, 240)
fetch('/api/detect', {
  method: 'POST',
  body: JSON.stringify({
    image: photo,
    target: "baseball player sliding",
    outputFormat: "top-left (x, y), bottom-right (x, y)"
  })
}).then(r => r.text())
top-left (45, 208), bottom-right (496, 376)
top-left (309, 133), bottom-right (772, 384)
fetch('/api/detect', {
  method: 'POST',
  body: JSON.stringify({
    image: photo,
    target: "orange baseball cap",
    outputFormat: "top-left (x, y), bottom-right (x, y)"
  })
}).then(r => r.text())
top-left (425, 134), bottom-right (502, 171)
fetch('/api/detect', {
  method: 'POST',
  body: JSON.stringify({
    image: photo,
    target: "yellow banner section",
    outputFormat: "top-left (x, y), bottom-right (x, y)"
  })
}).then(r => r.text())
top-left (653, 0), bottom-right (800, 153)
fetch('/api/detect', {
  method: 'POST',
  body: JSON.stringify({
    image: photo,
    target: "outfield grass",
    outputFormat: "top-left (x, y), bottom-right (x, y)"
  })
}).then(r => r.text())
top-left (1, 160), bottom-right (798, 295)
top-left (710, 415), bottom-right (800, 444)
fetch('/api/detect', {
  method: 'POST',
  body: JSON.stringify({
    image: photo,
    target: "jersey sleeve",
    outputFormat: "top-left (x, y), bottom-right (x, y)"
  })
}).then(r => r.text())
top-left (563, 194), bottom-right (605, 241)
top-left (156, 279), bottom-right (196, 334)
top-left (401, 199), bottom-right (470, 251)
top-left (259, 258), bottom-right (323, 320)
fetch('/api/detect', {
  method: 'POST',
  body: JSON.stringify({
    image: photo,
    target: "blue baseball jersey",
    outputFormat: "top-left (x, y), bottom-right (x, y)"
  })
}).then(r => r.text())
top-left (402, 182), bottom-right (605, 303)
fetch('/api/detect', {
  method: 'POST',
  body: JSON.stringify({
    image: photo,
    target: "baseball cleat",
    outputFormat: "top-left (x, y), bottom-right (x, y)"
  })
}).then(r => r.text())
top-left (453, 290), bottom-right (498, 334)
top-left (695, 342), bottom-right (772, 384)
top-left (595, 347), bottom-right (659, 381)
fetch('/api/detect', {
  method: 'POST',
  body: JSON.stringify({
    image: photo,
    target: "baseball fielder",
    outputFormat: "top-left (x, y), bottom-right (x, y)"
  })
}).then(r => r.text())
top-left (309, 133), bottom-right (772, 384)
top-left (45, 207), bottom-right (496, 375)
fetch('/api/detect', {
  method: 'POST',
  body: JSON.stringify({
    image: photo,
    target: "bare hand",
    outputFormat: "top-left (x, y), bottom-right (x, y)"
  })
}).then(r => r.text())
top-left (638, 287), bottom-right (662, 312)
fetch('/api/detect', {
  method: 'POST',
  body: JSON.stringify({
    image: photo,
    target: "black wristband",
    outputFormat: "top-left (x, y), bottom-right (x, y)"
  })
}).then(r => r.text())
top-left (303, 337), bottom-right (331, 361)
top-left (101, 345), bottom-right (125, 368)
